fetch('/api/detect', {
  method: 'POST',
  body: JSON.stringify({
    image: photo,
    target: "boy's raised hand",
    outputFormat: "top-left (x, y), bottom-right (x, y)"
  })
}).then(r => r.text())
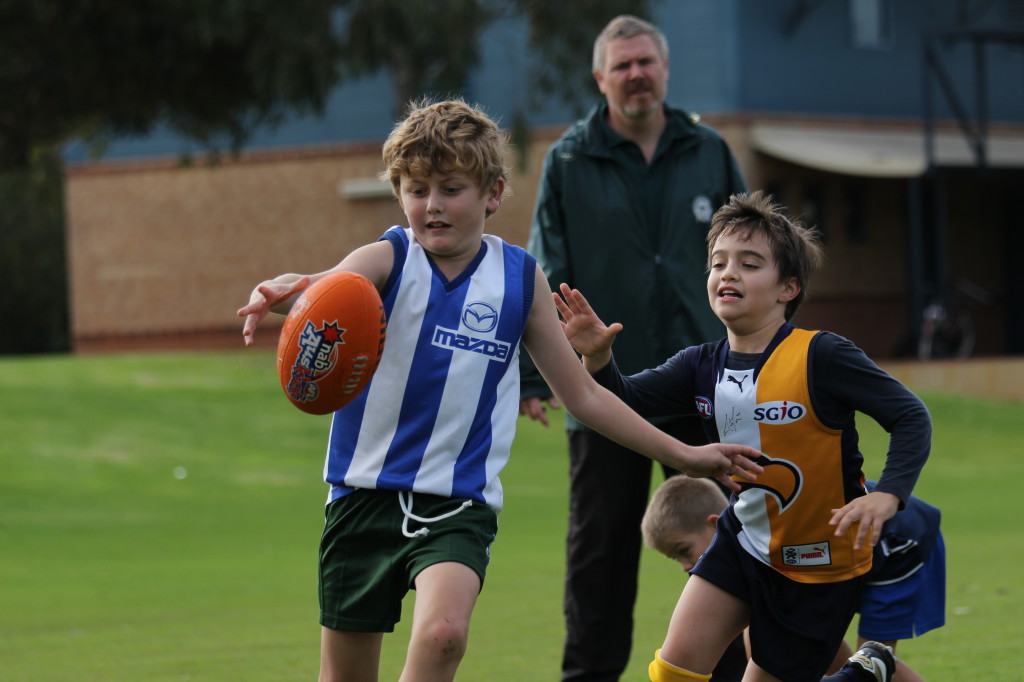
top-left (553, 283), bottom-right (622, 369)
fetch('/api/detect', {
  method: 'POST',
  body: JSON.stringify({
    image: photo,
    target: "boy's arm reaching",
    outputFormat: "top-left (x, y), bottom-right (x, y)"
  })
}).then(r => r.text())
top-left (236, 240), bottom-right (393, 346)
top-left (524, 266), bottom-right (762, 491)
top-left (237, 275), bottom-right (311, 346)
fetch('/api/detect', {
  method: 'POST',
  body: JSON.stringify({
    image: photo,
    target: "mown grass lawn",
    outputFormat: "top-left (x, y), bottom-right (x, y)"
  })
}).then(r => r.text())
top-left (1, 350), bottom-right (1019, 680)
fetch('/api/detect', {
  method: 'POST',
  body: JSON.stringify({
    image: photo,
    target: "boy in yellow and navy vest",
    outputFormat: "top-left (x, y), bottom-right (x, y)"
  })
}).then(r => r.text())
top-left (641, 476), bottom-right (944, 682)
top-left (553, 191), bottom-right (931, 682)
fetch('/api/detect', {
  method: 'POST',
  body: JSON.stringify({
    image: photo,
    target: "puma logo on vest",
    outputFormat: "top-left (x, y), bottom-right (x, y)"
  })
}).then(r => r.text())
top-left (727, 374), bottom-right (748, 392)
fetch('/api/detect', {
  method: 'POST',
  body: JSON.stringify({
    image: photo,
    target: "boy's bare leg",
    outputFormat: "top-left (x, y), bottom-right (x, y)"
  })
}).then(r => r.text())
top-left (829, 640), bottom-right (856, 674)
top-left (658, 575), bottom-right (750, 676)
top-left (400, 561), bottom-right (482, 682)
top-left (320, 628), bottom-right (383, 682)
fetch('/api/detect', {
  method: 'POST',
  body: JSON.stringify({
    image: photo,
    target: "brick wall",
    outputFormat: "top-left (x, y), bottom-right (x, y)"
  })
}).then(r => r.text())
top-left (64, 116), bottom-right (952, 359)
top-left (65, 129), bottom-right (560, 352)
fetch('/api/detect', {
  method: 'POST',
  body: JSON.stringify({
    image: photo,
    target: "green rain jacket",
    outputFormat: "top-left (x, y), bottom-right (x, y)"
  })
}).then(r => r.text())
top-left (522, 103), bottom-right (747, 430)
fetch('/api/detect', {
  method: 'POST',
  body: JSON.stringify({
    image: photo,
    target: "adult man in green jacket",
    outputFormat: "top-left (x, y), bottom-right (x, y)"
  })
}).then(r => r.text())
top-left (519, 15), bottom-right (746, 682)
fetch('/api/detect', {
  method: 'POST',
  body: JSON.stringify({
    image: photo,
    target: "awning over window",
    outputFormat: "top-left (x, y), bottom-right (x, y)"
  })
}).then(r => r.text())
top-left (750, 123), bottom-right (1024, 178)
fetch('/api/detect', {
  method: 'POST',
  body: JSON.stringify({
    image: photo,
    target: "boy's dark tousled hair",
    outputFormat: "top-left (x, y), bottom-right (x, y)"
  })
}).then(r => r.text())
top-left (707, 190), bottom-right (825, 321)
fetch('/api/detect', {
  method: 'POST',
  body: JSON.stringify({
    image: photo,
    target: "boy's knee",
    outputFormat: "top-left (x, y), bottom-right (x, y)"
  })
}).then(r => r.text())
top-left (649, 650), bottom-right (711, 682)
top-left (412, 618), bottom-right (469, 664)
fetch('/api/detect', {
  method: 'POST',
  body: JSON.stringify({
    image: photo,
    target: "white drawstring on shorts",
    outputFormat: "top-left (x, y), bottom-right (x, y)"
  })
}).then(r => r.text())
top-left (398, 491), bottom-right (474, 538)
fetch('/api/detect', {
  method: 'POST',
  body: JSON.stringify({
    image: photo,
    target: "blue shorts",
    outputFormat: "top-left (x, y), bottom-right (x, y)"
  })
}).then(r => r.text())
top-left (858, 531), bottom-right (946, 640)
top-left (692, 512), bottom-right (866, 682)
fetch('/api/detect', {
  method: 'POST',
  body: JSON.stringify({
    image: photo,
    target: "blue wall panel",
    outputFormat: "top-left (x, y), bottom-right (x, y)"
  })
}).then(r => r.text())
top-left (64, 0), bottom-right (1021, 162)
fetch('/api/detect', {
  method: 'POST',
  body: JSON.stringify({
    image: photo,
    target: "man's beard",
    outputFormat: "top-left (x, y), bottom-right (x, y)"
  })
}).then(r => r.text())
top-left (621, 99), bottom-right (661, 119)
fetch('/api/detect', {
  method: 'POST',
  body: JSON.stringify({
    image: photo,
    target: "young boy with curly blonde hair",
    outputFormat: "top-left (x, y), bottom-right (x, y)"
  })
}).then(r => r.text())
top-left (238, 100), bottom-right (762, 682)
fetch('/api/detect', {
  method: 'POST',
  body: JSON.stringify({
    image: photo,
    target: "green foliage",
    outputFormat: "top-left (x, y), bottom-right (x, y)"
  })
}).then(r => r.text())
top-left (0, 0), bottom-right (657, 354)
top-left (0, 0), bottom-right (658, 169)
top-left (0, 150), bottom-right (68, 354)
top-left (0, 351), bottom-right (1020, 680)
top-left (0, 0), bottom-right (342, 169)
top-left (339, 0), bottom-right (498, 108)
top-left (0, 0), bottom-right (345, 355)
top-left (517, 0), bottom-right (657, 116)
top-left (337, 0), bottom-right (655, 117)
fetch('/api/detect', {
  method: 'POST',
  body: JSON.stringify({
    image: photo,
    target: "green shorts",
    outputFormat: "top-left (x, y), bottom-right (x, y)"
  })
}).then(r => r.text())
top-left (318, 488), bottom-right (498, 632)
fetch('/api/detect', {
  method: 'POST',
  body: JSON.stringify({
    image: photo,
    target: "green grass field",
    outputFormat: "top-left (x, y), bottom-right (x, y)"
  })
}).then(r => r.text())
top-left (1, 350), bottom-right (1020, 680)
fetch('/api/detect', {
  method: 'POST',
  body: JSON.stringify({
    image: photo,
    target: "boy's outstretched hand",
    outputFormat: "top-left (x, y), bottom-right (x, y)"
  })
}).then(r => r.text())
top-left (553, 283), bottom-right (622, 370)
top-left (236, 276), bottom-right (310, 346)
top-left (684, 443), bottom-right (764, 493)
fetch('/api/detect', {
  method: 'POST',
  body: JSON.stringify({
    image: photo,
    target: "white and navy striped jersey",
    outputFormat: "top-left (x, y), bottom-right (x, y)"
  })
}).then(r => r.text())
top-left (324, 227), bottom-right (535, 511)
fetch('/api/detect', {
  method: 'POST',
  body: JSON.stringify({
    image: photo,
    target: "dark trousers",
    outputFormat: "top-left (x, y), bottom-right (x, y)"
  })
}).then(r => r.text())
top-left (561, 416), bottom-right (707, 682)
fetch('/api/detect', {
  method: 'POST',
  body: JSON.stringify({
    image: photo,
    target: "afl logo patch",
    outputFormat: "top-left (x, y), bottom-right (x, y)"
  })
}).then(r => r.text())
top-left (695, 396), bottom-right (714, 419)
top-left (462, 301), bottom-right (498, 333)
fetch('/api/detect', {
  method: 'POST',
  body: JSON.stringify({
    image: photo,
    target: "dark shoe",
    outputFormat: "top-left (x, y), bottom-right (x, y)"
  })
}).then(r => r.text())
top-left (844, 641), bottom-right (896, 682)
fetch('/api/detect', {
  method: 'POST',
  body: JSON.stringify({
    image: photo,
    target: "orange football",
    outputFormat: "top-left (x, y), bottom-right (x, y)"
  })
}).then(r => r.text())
top-left (277, 271), bottom-right (386, 415)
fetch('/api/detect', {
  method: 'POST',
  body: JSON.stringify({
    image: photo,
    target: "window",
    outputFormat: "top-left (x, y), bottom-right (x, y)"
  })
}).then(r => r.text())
top-left (850, 0), bottom-right (892, 50)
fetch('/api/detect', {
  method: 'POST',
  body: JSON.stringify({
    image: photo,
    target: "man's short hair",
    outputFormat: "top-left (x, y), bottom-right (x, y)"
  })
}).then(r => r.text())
top-left (592, 14), bottom-right (669, 72)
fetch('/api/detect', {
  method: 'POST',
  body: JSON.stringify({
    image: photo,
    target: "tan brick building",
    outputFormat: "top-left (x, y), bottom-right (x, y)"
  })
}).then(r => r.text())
top-left (66, 109), bottom-right (1023, 361)
top-left (65, 129), bottom-right (555, 353)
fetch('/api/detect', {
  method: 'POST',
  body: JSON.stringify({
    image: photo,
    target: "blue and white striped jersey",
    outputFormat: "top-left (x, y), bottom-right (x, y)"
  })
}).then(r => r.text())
top-left (324, 227), bottom-right (535, 511)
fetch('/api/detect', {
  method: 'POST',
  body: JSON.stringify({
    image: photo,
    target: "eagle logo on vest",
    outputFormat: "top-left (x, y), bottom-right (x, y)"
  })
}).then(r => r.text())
top-left (741, 454), bottom-right (802, 512)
